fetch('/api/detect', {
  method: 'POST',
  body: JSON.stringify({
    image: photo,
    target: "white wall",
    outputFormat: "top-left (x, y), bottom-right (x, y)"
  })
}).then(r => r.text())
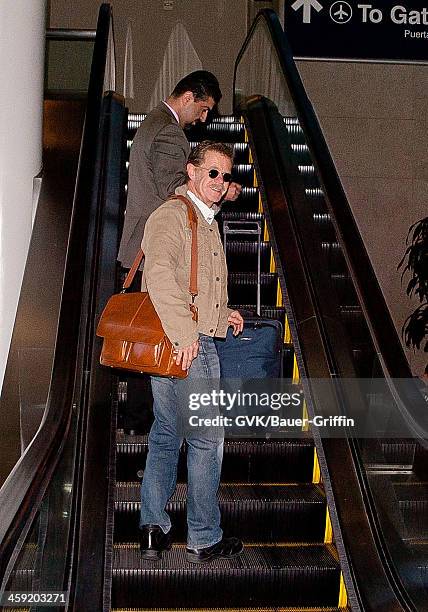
top-left (0, 0), bottom-right (47, 390)
top-left (297, 60), bottom-right (428, 374)
top-left (49, 0), bottom-right (248, 113)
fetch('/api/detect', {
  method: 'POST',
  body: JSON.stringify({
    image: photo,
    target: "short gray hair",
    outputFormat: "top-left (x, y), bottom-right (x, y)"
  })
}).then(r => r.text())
top-left (187, 141), bottom-right (234, 168)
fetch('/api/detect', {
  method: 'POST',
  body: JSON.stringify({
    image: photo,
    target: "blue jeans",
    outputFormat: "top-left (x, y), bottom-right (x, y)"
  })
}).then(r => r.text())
top-left (140, 335), bottom-right (224, 549)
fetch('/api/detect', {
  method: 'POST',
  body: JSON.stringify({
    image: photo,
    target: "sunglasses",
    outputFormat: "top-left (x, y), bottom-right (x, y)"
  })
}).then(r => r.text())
top-left (199, 166), bottom-right (232, 183)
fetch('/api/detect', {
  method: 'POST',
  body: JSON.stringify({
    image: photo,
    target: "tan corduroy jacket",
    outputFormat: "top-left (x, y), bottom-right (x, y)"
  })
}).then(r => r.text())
top-left (141, 185), bottom-right (233, 348)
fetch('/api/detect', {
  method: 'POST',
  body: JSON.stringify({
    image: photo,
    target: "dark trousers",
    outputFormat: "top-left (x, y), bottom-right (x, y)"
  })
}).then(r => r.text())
top-left (119, 268), bottom-right (154, 432)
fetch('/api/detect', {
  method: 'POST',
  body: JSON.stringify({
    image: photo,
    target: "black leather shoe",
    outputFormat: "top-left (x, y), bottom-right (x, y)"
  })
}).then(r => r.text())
top-left (186, 536), bottom-right (243, 564)
top-left (140, 524), bottom-right (172, 560)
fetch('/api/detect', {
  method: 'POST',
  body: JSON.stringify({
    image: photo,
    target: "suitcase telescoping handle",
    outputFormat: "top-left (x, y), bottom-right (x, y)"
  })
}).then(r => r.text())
top-left (223, 220), bottom-right (262, 316)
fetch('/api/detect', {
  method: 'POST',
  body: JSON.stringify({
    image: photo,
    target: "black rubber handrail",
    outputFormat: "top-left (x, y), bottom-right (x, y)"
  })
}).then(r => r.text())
top-left (67, 92), bottom-right (128, 612)
top-left (0, 2), bottom-right (114, 585)
top-left (233, 9), bottom-right (428, 444)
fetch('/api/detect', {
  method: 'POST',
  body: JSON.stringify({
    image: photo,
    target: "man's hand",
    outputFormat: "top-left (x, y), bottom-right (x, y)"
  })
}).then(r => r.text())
top-left (223, 181), bottom-right (242, 202)
top-left (174, 338), bottom-right (200, 370)
top-left (227, 310), bottom-right (244, 336)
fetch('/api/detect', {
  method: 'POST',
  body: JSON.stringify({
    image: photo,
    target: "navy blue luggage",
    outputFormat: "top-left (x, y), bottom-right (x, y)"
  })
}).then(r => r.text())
top-left (217, 218), bottom-right (283, 379)
top-left (215, 318), bottom-right (283, 378)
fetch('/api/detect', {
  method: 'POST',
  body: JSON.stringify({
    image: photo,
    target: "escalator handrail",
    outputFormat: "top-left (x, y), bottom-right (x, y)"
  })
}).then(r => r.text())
top-left (0, 2), bottom-right (113, 582)
top-left (66, 91), bottom-right (128, 611)
top-left (233, 8), bottom-right (428, 443)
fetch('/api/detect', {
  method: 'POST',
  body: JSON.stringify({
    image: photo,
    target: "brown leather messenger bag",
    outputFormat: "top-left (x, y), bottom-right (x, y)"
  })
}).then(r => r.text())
top-left (96, 195), bottom-right (198, 378)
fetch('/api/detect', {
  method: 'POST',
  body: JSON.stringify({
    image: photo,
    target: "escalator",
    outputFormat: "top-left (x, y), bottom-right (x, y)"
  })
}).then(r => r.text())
top-left (0, 5), bottom-right (427, 612)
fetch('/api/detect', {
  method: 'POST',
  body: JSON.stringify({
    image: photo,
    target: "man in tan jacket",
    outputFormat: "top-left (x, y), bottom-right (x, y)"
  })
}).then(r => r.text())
top-left (139, 141), bottom-right (244, 564)
top-left (118, 71), bottom-right (241, 436)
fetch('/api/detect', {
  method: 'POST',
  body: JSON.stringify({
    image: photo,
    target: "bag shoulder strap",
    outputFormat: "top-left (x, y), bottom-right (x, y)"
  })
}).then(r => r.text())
top-left (122, 249), bottom-right (144, 290)
top-left (122, 194), bottom-right (198, 298)
top-left (174, 194), bottom-right (198, 299)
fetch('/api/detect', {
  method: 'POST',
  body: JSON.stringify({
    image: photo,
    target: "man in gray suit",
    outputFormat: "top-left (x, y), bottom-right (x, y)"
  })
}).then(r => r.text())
top-left (118, 70), bottom-right (241, 269)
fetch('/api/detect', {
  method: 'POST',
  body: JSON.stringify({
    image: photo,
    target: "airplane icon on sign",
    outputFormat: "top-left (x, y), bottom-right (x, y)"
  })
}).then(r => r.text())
top-left (334, 6), bottom-right (348, 20)
top-left (329, 1), bottom-right (352, 23)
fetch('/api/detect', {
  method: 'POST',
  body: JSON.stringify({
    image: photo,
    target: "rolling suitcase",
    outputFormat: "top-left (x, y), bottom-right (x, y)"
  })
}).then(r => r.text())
top-left (215, 318), bottom-right (283, 378)
top-left (215, 219), bottom-right (283, 378)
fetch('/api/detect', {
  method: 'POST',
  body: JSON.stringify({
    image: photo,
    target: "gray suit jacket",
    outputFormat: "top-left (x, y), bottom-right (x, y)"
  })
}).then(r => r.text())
top-left (118, 102), bottom-right (190, 268)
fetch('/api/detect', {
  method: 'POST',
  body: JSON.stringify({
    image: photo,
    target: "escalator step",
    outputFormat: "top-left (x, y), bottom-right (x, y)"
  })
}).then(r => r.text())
top-left (127, 113), bottom-right (147, 138)
top-left (297, 171), bottom-right (320, 190)
top-left (339, 305), bottom-right (371, 348)
top-left (4, 544), bottom-right (37, 591)
top-left (348, 347), bottom-right (378, 378)
top-left (114, 483), bottom-right (326, 543)
top-left (285, 123), bottom-right (305, 145)
top-left (320, 242), bottom-right (348, 274)
top-left (112, 544), bottom-right (340, 608)
top-left (112, 608), bottom-right (349, 612)
top-left (297, 164), bottom-right (319, 189)
top-left (186, 120), bottom-right (246, 143)
top-left (228, 305), bottom-right (285, 322)
top-left (329, 273), bottom-right (359, 308)
top-left (380, 440), bottom-right (417, 467)
top-left (221, 211), bottom-right (263, 222)
top-left (224, 241), bottom-right (270, 272)
top-left (395, 482), bottom-right (428, 539)
top-left (339, 304), bottom-right (362, 317)
top-left (298, 164), bottom-right (315, 176)
top-left (312, 213), bottom-right (337, 243)
top-left (228, 272), bottom-right (277, 306)
top-left (127, 115), bottom-right (246, 143)
top-left (116, 437), bottom-right (315, 483)
top-left (204, 121), bottom-right (247, 142)
top-left (283, 345), bottom-right (295, 379)
top-left (220, 187), bottom-right (260, 215)
top-left (407, 541), bottom-right (428, 570)
top-left (305, 190), bottom-right (327, 216)
top-left (232, 142), bottom-right (250, 164)
top-left (313, 212), bottom-right (331, 223)
top-left (189, 141), bottom-right (250, 164)
top-left (290, 143), bottom-right (311, 164)
top-left (225, 240), bottom-right (269, 255)
top-left (305, 187), bottom-right (324, 199)
top-left (230, 164), bottom-right (256, 187)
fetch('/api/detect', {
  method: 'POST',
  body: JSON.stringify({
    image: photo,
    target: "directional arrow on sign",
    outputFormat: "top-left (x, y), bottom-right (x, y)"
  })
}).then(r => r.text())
top-left (291, 0), bottom-right (323, 24)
